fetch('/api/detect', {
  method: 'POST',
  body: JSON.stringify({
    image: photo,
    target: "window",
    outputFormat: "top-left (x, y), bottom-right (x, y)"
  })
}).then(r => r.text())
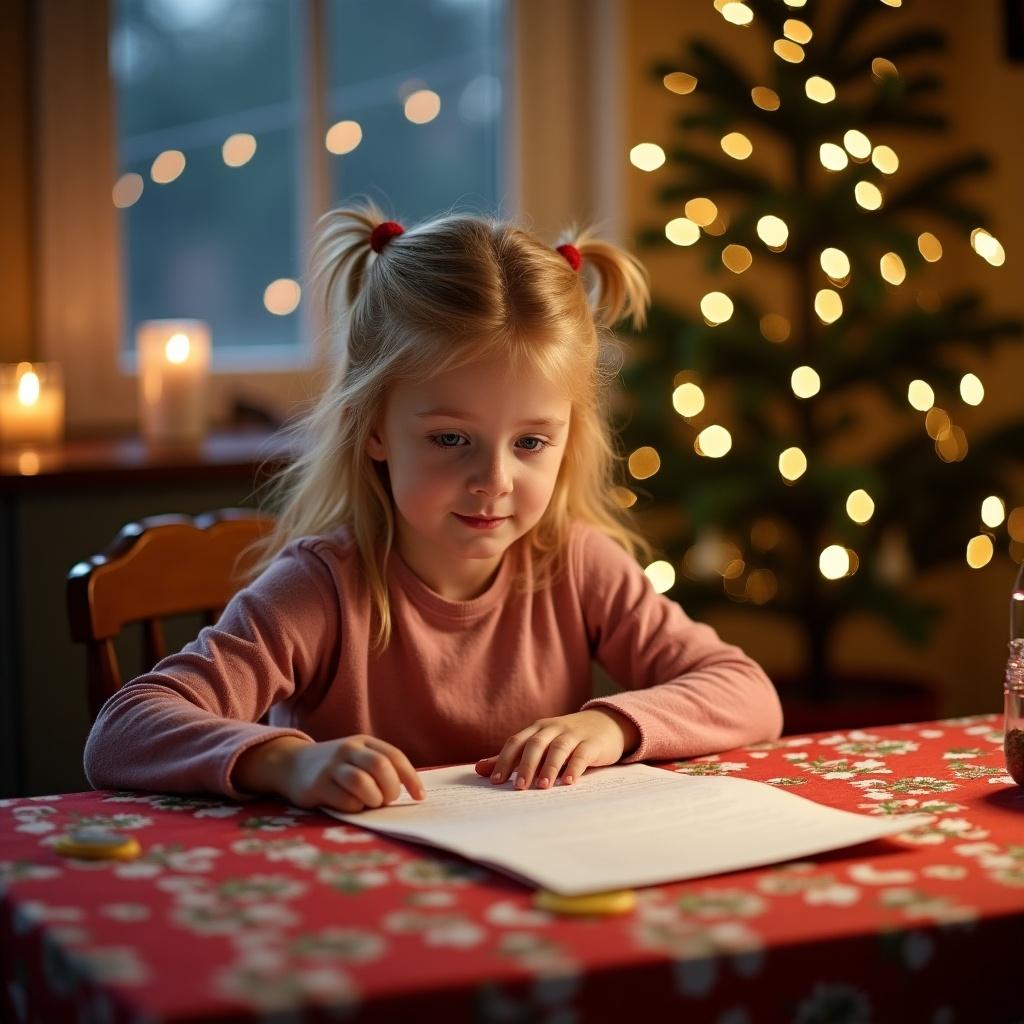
top-left (36, 0), bottom-right (622, 432)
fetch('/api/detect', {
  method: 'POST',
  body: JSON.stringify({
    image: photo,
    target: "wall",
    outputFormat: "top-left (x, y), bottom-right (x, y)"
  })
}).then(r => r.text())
top-left (624, 0), bottom-right (1024, 716)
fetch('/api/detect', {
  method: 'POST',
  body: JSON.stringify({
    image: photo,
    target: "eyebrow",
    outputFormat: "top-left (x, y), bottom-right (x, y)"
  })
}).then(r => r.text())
top-left (414, 408), bottom-right (568, 428)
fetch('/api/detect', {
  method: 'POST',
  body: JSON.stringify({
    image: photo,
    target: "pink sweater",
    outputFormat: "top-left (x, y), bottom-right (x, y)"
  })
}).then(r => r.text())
top-left (83, 521), bottom-right (784, 799)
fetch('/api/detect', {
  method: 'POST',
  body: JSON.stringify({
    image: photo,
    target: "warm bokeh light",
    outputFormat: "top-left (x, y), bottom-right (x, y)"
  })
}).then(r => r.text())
top-left (773, 38), bottom-right (805, 63)
top-left (1009, 507), bottom-right (1024, 542)
top-left (756, 215), bottom-right (789, 249)
top-left (791, 366), bottom-right (821, 399)
top-left (222, 132), bottom-right (257, 166)
top-left (751, 518), bottom-right (781, 551)
top-left (16, 369), bottom-right (40, 405)
top-left (907, 379), bottom-right (935, 412)
top-left (872, 57), bottom-right (899, 79)
top-left (855, 181), bottom-right (883, 209)
top-left (871, 144), bottom-right (899, 174)
top-left (628, 446), bottom-right (661, 479)
top-left (981, 496), bottom-right (1005, 528)
top-left (700, 291), bottom-right (735, 325)
top-left (746, 569), bottom-right (778, 604)
top-left (722, 244), bottom-right (753, 273)
top-left (847, 489), bottom-right (875, 524)
top-left (112, 172), bottom-right (144, 208)
top-left (805, 76), bottom-right (836, 103)
top-left (966, 534), bottom-right (994, 569)
top-left (819, 545), bottom-right (851, 579)
top-left (721, 2), bottom-right (754, 25)
top-left (925, 407), bottom-right (952, 441)
top-left (151, 149), bottom-right (186, 184)
top-left (752, 86), bottom-right (780, 111)
top-left (672, 382), bottom-right (706, 418)
top-left (663, 72), bottom-right (698, 94)
top-left (685, 197), bottom-right (718, 225)
top-left (721, 132), bottom-right (753, 159)
top-left (779, 446), bottom-right (807, 481)
top-left (760, 313), bottom-right (790, 342)
top-left (783, 18), bottom-right (812, 43)
top-left (263, 278), bottom-right (302, 315)
top-left (644, 560), bottom-right (676, 593)
top-left (918, 232), bottom-right (943, 262)
top-left (820, 247), bottom-right (850, 280)
top-left (665, 218), bottom-right (701, 246)
top-left (325, 120), bottom-right (363, 155)
top-left (814, 289), bottom-right (843, 324)
top-left (960, 372), bottom-right (984, 406)
top-left (843, 130), bottom-right (872, 160)
top-left (880, 252), bottom-right (906, 285)
top-left (695, 425), bottom-right (732, 458)
top-left (611, 486), bottom-right (637, 509)
top-left (630, 143), bottom-right (666, 171)
top-left (820, 143), bottom-right (849, 171)
top-left (971, 228), bottom-right (1006, 266)
top-left (405, 89), bottom-right (441, 124)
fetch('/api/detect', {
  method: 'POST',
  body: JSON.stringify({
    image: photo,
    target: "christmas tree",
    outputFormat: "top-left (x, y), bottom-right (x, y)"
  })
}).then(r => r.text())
top-left (620, 0), bottom-right (1024, 704)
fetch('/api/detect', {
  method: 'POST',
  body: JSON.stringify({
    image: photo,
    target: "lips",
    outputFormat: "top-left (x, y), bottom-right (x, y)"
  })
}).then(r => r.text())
top-left (454, 513), bottom-right (508, 529)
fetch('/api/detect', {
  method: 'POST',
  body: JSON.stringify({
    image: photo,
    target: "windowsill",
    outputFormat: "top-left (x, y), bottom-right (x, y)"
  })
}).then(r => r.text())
top-left (0, 427), bottom-right (298, 492)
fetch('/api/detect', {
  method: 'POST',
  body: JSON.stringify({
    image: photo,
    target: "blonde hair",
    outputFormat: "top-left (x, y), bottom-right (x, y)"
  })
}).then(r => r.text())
top-left (253, 199), bottom-right (654, 652)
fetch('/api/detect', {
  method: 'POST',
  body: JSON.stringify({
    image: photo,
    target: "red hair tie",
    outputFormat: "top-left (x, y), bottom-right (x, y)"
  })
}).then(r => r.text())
top-left (556, 243), bottom-right (582, 272)
top-left (370, 221), bottom-right (405, 253)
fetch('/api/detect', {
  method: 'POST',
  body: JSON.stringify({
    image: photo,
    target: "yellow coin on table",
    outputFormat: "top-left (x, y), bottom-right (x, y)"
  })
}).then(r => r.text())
top-left (55, 827), bottom-right (141, 861)
top-left (533, 888), bottom-right (636, 916)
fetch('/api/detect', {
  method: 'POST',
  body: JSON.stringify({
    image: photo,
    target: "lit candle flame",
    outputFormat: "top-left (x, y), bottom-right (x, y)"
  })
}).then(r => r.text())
top-left (165, 333), bottom-right (191, 365)
top-left (17, 371), bottom-right (41, 407)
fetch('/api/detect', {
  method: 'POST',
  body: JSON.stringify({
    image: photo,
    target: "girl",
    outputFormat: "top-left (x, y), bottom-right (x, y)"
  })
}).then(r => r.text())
top-left (83, 201), bottom-right (784, 813)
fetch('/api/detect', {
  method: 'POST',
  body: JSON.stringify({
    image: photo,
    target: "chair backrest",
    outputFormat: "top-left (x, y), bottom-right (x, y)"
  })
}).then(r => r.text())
top-left (67, 509), bottom-right (276, 721)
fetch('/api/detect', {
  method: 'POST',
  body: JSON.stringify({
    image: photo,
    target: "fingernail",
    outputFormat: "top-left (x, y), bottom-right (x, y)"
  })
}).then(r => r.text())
top-left (515, 776), bottom-right (526, 789)
top-left (538, 776), bottom-right (549, 788)
top-left (491, 771), bottom-right (501, 782)
top-left (564, 774), bottom-right (574, 785)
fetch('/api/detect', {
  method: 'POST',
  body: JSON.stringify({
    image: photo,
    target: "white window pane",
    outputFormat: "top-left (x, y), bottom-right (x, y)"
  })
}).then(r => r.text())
top-left (325, 0), bottom-right (506, 220)
top-left (112, 0), bottom-right (304, 357)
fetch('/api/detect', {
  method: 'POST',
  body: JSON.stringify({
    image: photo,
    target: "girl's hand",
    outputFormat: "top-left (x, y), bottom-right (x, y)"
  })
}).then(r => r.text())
top-left (277, 735), bottom-right (426, 812)
top-left (474, 708), bottom-right (640, 790)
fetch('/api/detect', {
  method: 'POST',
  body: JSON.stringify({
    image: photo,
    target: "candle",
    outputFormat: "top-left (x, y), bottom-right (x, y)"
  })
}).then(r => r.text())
top-left (0, 362), bottom-right (65, 447)
top-left (136, 320), bottom-right (211, 443)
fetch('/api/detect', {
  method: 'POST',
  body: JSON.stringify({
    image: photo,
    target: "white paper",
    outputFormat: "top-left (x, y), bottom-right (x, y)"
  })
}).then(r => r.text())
top-left (323, 764), bottom-right (935, 896)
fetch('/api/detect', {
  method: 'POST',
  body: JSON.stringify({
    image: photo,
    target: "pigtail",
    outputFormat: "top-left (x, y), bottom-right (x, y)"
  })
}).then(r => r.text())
top-left (310, 198), bottom-right (388, 313)
top-left (558, 225), bottom-right (651, 332)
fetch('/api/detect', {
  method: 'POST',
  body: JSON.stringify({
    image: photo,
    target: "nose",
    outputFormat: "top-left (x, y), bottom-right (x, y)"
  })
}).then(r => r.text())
top-left (469, 445), bottom-right (513, 497)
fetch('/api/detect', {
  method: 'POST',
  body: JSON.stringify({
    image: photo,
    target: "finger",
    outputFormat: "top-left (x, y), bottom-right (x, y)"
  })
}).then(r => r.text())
top-left (348, 746), bottom-right (404, 804)
top-left (365, 737), bottom-right (426, 800)
top-left (325, 778), bottom-right (366, 813)
top-left (491, 730), bottom-right (538, 785)
top-left (334, 763), bottom-right (385, 808)
top-left (474, 755), bottom-right (498, 776)
top-left (513, 728), bottom-right (562, 790)
top-left (562, 742), bottom-right (596, 785)
top-left (535, 738), bottom-right (582, 789)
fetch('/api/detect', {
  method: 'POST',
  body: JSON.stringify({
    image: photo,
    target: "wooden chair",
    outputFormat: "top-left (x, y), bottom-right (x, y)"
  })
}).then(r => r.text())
top-left (67, 509), bottom-right (276, 721)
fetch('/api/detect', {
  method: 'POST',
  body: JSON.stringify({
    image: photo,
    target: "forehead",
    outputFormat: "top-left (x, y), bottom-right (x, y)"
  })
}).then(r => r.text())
top-left (390, 357), bottom-right (572, 422)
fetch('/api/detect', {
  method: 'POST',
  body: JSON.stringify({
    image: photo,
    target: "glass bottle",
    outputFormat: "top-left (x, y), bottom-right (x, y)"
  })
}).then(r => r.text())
top-left (1005, 562), bottom-right (1024, 786)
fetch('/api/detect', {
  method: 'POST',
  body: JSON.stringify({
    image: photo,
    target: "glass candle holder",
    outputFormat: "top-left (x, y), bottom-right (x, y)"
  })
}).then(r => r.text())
top-left (1006, 563), bottom-right (1024, 787)
top-left (0, 362), bottom-right (65, 447)
top-left (136, 320), bottom-right (211, 444)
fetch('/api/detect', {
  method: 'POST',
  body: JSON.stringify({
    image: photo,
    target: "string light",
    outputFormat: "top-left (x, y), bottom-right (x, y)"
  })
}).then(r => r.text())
top-left (814, 289), bottom-right (843, 324)
top-left (820, 247), bottom-right (851, 281)
top-left (644, 560), bottom-right (676, 593)
top-left (819, 545), bottom-right (851, 579)
top-left (872, 57), bottom-right (899, 79)
top-left (112, 172), bottom-right (143, 208)
top-left (960, 373), bottom-right (984, 405)
top-left (685, 197), bottom-right (718, 225)
top-left (756, 215), bottom-right (789, 249)
top-left (971, 228), bottom-right (1006, 266)
top-left (663, 72), bottom-right (698, 94)
top-left (672, 382), bottom-right (706, 417)
top-left (700, 292), bottom-right (735, 325)
top-left (880, 252), bottom-right (906, 285)
top-left (918, 232), bottom-right (943, 261)
top-left (666, 218), bottom-right (701, 246)
top-left (695, 425), bottom-right (732, 457)
top-left (325, 120), bottom-right (362, 155)
top-left (966, 534), bottom-right (994, 569)
top-left (855, 181), bottom-right (883, 209)
top-left (151, 150), bottom-right (186, 184)
top-left (871, 145), bottom-right (899, 174)
top-left (791, 366), bottom-right (821, 398)
top-left (981, 496), bottom-right (1006, 528)
top-left (721, 132), bottom-right (753, 159)
top-left (752, 86), bottom-right (780, 111)
top-left (843, 130), bottom-right (872, 160)
top-left (264, 279), bottom-right (301, 315)
top-left (721, 2), bottom-right (754, 25)
top-left (805, 77), bottom-right (836, 103)
top-left (611, 486), bottom-right (637, 509)
top-left (774, 39), bottom-right (805, 63)
top-left (404, 89), bottom-right (441, 124)
top-left (820, 143), bottom-right (849, 171)
top-left (630, 143), bottom-right (666, 171)
top-left (907, 379), bottom-right (935, 411)
top-left (847, 489), bottom-right (875, 523)
top-left (722, 244), bottom-right (753, 273)
top-left (628, 446), bottom-right (661, 479)
top-left (783, 19), bottom-right (813, 43)
top-left (779, 447), bottom-right (807, 481)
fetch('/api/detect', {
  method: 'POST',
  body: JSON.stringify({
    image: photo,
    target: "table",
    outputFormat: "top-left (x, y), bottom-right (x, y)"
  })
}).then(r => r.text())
top-left (2, 714), bottom-right (1022, 1023)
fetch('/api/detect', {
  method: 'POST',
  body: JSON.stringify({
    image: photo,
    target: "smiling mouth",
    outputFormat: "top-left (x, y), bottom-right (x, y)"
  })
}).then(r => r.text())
top-left (454, 513), bottom-right (508, 526)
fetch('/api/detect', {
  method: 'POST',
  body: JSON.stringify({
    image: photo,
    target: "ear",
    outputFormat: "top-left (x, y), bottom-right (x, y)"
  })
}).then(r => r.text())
top-left (365, 428), bottom-right (387, 462)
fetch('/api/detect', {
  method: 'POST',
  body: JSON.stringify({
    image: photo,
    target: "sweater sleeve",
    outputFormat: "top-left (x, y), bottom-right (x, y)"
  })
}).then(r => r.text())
top-left (82, 538), bottom-right (340, 798)
top-left (575, 524), bottom-right (784, 762)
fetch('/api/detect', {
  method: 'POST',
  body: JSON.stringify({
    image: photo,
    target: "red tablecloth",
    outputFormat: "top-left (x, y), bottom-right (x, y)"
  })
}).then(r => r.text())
top-left (2, 714), bottom-right (1022, 1023)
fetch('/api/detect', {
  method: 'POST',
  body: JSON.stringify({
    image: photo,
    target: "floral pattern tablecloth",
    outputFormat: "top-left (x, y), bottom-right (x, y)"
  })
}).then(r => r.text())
top-left (2, 713), bottom-right (1023, 1023)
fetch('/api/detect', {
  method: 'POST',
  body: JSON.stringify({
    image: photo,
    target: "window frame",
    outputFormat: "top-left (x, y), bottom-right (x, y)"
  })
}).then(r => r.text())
top-left (34, 0), bottom-right (625, 434)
